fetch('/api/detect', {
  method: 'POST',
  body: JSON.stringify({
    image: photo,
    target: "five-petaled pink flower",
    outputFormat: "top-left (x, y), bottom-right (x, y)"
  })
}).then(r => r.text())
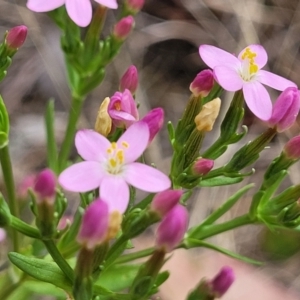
top-left (199, 44), bottom-right (296, 120)
top-left (27, 0), bottom-right (118, 27)
top-left (58, 122), bottom-right (171, 213)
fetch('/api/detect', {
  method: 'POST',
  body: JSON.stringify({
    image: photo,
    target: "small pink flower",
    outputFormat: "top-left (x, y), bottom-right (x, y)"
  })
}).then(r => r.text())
top-left (210, 266), bottom-right (235, 297)
top-left (113, 16), bottom-right (134, 40)
top-left (141, 108), bottom-right (164, 143)
top-left (155, 204), bottom-right (188, 252)
top-left (192, 158), bottom-right (214, 176)
top-left (27, 0), bottom-right (118, 27)
top-left (120, 65), bottom-right (138, 94)
top-left (151, 189), bottom-right (183, 217)
top-left (6, 25), bottom-right (28, 49)
top-left (108, 89), bottom-right (139, 129)
top-left (77, 199), bottom-right (109, 250)
top-left (190, 69), bottom-right (214, 97)
top-left (199, 44), bottom-right (296, 120)
top-left (268, 87), bottom-right (300, 132)
top-left (59, 122), bottom-right (171, 213)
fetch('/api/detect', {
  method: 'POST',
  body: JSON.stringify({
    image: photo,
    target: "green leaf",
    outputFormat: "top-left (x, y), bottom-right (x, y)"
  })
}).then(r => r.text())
top-left (186, 239), bottom-right (262, 265)
top-left (8, 252), bottom-right (72, 291)
top-left (199, 176), bottom-right (243, 187)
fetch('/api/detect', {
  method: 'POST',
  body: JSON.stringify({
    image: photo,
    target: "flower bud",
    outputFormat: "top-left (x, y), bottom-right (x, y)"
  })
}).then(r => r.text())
top-left (125, 0), bottom-right (145, 13)
top-left (95, 97), bottom-right (112, 136)
top-left (6, 25), bottom-right (27, 50)
top-left (0, 228), bottom-right (6, 243)
top-left (268, 87), bottom-right (300, 132)
top-left (120, 65), bottom-right (138, 94)
top-left (195, 97), bottom-right (221, 131)
top-left (113, 16), bottom-right (134, 40)
top-left (190, 69), bottom-right (214, 97)
top-left (283, 135), bottom-right (300, 159)
top-left (155, 204), bottom-right (188, 252)
top-left (150, 189), bottom-right (183, 218)
top-left (77, 199), bottom-right (109, 250)
top-left (210, 266), bottom-right (235, 297)
top-left (141, 108), bottom-right (164, 143)
top-left (192, 158), bottom-right (214, 176)
top-left (108, 89), bottom-right (139, 128)
top-left (34, 169), bottom-right (56, 204)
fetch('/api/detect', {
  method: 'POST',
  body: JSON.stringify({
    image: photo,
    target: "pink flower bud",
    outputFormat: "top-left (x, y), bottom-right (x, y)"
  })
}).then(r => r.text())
top-left (34, 169), bottom-right (56, 203)
top-left (268, 87), bottom-right (300, 132)
top-left (192, 158), bottom-right (214, 175)
top-left (141, 108), bottom-right (164, 143)
top-left (190, 69), bottom-right (214, 97)
top-left (126, 0), bottom-right (145, 13)
top-left (155, 204), bottom-right (188, 252)
top-left (210, 266), bottom-right (235, 297)
top-left (120, 65), bottom-right (138, 94)
top-left (0, 228), bottom-right (6, 243)
top-left (151, 189), bottom-right (183, 217)
top-left (108, 89), bottom-right (139, 128)
top-left (283, 135), bottom-right (300, 159)
top-left (6, 25), bottom-right (28, 50)
top-left (77, 199), bottom-right (109, 250)
top-left (113, 16), bottom-right (134, 40)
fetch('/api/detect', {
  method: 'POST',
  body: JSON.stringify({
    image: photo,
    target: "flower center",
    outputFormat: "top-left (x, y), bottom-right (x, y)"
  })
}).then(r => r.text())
top-left (113, 101), bottom-right (121, 111)
top-left (239, 47), bottom-right (258, 81)
top-left (106, 141), bottom-right (129, 174)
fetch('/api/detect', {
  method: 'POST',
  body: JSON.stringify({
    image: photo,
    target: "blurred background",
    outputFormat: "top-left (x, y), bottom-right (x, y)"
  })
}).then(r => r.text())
top-left (1, 0), bottom-right (300, 299)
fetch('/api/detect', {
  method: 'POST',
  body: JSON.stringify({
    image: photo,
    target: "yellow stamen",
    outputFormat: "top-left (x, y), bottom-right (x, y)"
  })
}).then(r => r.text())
top-left (122, 141), bottom-right (129, 148)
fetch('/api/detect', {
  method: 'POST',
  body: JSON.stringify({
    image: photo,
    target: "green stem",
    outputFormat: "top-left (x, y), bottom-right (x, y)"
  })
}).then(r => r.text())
top-left (58, 95), bottom-right (84, 172)
top-left (188, 214), bottom-right (253, 240)
top-left (115, 247), bottom-right (155, 264)
top-left (0, 145), bottom-right (19, 251)
top-left (43, 239), bottom-right (74, 283)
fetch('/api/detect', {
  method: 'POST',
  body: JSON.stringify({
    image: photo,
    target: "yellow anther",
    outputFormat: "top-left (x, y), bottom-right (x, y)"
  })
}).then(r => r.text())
top-left (111, 142), bottom-right (117, 149)
top-left (122, 141), bottom-right (129, 148)
top-left (116, 150), bottom-right (124, 163)
top-left (249, 64), bottom-right (258, 74)
top-left (107, 148), bottom-right (112, 154)
top-left (114, 101), bottom-right (121, 111)
top-left (109, 158), bottom-right (117, 168)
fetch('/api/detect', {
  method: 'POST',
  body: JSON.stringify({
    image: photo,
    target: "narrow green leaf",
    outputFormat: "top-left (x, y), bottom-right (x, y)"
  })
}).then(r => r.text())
top-left (199, 176), bottom-right (243, 187)
top-left (8, 252), bottom-right (72, 291)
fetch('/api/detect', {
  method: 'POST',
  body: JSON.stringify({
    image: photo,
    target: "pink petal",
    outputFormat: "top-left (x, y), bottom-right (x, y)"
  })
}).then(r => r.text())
top-left (124, 163), bottom-right (171, 192)
top-left (214, 66), bottom-right (243, 91)
top-left (100, 176), bottom-right (129, 213)
top-left (117, 122), bottom-right (149, 163)
top-left (243, 81), bottom-right (272, 120)
top-left (65, 0), bottom-right (92, 27)
top-left (94, 0), bottom-right (118, 9)
top-left (59, 161), bottom-right (104, 192)
top-left (75, 130), bottom-right (110, 162)
top-left (258, 70), bottom-right (297, 91)
top-left (238, 45), bottom-right (267, 68)
top-left (109, 110), bottom-right (137, 122)
top-left (27, 0), bottom-right (65, 11)
top-left (199, 45), bottom-right (239, 69)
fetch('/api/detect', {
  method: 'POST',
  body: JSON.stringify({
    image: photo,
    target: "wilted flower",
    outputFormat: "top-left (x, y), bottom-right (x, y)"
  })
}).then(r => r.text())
top-left (95, 97), bottom-right (112, 136)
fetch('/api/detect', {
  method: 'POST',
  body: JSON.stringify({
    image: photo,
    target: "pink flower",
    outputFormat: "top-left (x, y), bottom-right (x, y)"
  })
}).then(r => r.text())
top-left (108, 89), bottom-right (139, 129)
top-left (59, 122), bottom-right (171, 213)
top-left (283, 135), bottom-right (300, 159)
top-left (34, 169), bottom-right (56, 204)
top-left (120, 65), bottom-right (138, 94)
top-left (189, 69), bottom-right (214, 97)
top-left (125, 0), bottom-right (144, 13)
top-left (27, 0), bottom-right (118, 27)
top-left (210, 266), bottom-right (235, 297)
top-left (113, 16), bottom-right (134, 40)
top-left (192, 158), bottom-right (214, 176)
top-left (6, 25), bottom-right (28, 50)
top-left (268, 87), bottom-right (300, 132)
top-left (199, 44), bottom-right (296, 120)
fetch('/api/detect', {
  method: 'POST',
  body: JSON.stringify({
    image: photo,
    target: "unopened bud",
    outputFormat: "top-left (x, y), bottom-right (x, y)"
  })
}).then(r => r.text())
top-left (120, 65), bottom-right (138, 94)
top-left (141, 108), bottom-right (164, 143)
top-left (95, 97), bottom-right (112, 136)
top-left (192, 158), bottom-right (214, 175)
top-left (6, 25), bottom-right (27, 50)
top-left (190, 69), bottom-right (214, 97)
top-left (268, 87), bottom-right (300, 132)
top-left (113, 16), bottom-right (134, 40)
top-left (34, 169), bottom-right (56, 204)
top-left (283, 135), bottom-right (300, 159)
top-left (195, 98), bottom-right (221, 131)
top-left (125, 0), bottom-right (145, 13)
top-left (210, 266), bottom-right (235, 297)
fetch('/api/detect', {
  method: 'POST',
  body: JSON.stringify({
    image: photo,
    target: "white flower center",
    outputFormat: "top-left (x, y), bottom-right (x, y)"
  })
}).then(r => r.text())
top-left (239, 47), bottom-right (258, 82)
top-left (106, 141), bottom-right (129, 174)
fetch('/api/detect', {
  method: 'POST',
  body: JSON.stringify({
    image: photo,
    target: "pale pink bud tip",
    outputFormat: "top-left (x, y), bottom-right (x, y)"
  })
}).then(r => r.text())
top-left (0, 228), bottom-right (6, 243)
top-left (156, 204), bottom-right (188, 252)
top-left (190, 69), bottom-right (214, 97)
top-left (6, 25), bottom-right (28, 49)
top-left (120, 65), bottom-right (138, 94)
top-left (211, 266), bottom-right (235, 297)
top-left (77, 199), bottom-right (109, 250)
top-left (283, 135), bottom-right (300, 159)
top-left (268, 87), bottom-right (300, 132)
top-left (141, 108), bottom-right (164, 143)
top-left (34, 169), bottom-right (56, 198)
top-left (126, 0), bottom-right (145, 12)
top-left (151, 189), bottom-right (183, 217)
top-left (113, 16), bottom-right (134, 40)
top-left (193, 158), bottom-right (214, 175)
